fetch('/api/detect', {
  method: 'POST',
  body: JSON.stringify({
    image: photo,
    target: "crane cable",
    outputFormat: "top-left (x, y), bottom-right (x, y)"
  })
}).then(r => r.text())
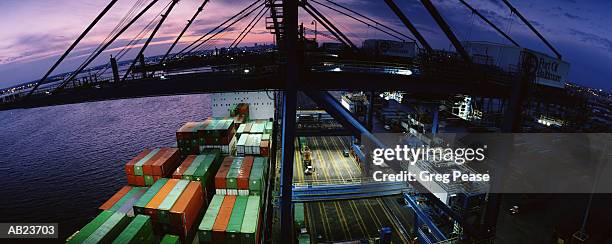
top-left (188, 1), bottom-right (266, 54)
top-left (230, 5), bottom-right (269, 49)
top-left (68, 0), bottom-right (150, 82)
top-left (173, 0), bottom-right (262, 57)
top-left (95, 1), bottom-right (172, 77)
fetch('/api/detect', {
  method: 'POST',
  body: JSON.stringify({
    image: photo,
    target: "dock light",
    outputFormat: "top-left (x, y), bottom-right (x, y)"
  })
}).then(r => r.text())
top-left (332, 67), bottom-right (342, 72)
top-left (397, 69), bottom-right (413, 76)
top-left (244, 69), bottom-right (250, 74)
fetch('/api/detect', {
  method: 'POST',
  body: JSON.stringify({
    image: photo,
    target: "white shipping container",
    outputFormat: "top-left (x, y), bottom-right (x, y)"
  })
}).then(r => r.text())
top-left (462, 41), bottom-right (570, 88)
top-left (362, 39), bottom-right (417, 58)
top-left (237, 134), bottom-right (248, 155)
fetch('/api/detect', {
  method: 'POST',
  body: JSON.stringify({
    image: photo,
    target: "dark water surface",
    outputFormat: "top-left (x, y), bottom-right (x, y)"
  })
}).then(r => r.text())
top-left (0, 95), bottom-right (211, 240)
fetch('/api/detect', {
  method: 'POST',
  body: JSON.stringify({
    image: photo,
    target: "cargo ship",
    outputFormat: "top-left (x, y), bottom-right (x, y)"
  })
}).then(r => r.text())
top-left (66, 92), bottom-right (277, 243)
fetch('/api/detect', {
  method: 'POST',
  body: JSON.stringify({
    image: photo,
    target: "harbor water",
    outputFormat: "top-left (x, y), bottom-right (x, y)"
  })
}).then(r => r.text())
top-left (0, 94), bottom-right (211, 239)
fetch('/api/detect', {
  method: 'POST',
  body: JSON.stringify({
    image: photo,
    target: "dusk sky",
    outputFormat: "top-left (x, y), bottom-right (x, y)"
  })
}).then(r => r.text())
top-left (0, 0), bottom-right (610, 90)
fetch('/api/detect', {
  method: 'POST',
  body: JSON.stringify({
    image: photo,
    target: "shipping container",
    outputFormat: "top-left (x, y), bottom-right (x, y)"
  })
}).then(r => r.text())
top-left (248, 158), bottom-right (265, 195)
top-left (240, 196), bottom-right (261, 244)
top-left (198, 195), bottom-right (224, 243)
top-left (133, 148), bottom-right (163, 176)
top-left (145, 148), bottom-right (181, 177)
top-left (67, 210), bottom-right (114, 243)
top-left (160, 234), bottom-right (181, 244)
top-left (294, 203), bottom-right (305, 229)
top-left (112, 215), bottom-right (154, 244)
top-left (226, 196), bottom-right (248, 244)
top-left (124, 149), bottom-right (152, 176)
top-left (236, 134), bottom-right (248, 156)
top-left (265, 121), bottom-right (273, 134)
top-left (170, 181), bottom-right (204, 239)
top-left (260, 140), bottom-right (270, 157)
top-left (261, 133), bottom-right (270, 141)
top-left (83, 211), bottom-right (130, 243)
top-left (226, 157), bottom-right (244, 195)
top-left (177, 122), bottom-right (206, 156)
top-left (100, 186), bottom-right (132, 210)
top-left (113, 187), bottom-right (147, 217)
top-left (215, 157), bottom-right (234, 194)
top-left (173, 156), bottom-right (195, 179)
top-left (181, 155), bottom-right (205, 181)
top-left (236, 124), bottom-right (246, 136)
top-left (134, 178), bottom-right (168, 215)
top-left (250, 123), bottom-right (264, 134)
top-left (212, 195), bottom-right (237, 243)
top-left (127, 175), bottom-right (145, 186)
top-left (158, 179), bottom-right (190, 224)
top-left (237, 156), bottom-right (254, 195)
top-left (244, 123), bottom-right (252, 134)
top-left (144, 179), bottom-right (179, 218)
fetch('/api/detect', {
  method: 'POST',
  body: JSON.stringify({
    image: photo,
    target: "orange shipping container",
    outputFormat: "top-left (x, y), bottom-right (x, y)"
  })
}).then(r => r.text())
top-left (212, 195), bottom-right (236, 243)
top-left (170, 181), bottom-right (204, 238)
top-left (99, 186), bottom-right (132, 210)
top-left (124, 149), bottom-right (151, 175)
top-left (237, 157), bottom-right (254, 190)
top-left (145, 179), bottom-right (179, 218)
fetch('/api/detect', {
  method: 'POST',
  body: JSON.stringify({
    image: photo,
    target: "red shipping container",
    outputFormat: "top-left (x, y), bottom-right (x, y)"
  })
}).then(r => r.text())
top-left (127, 175), bottom-right (146, 186)
top-left (260, 140), bottom-right (270, 157)
top-left (237, 157), bottom-right (254, 190)
top-left (151, 148), bottom-right (180, 176)
top-left (212, 195), bottom-right (236, 243)
top-left (99, 186), bottom-right (132, 210)
top-left (124, 149), bottom-right (152, 175)
top-left (173, 156), bottom-right (196, 179)
top-left (214, 157), bottom-right (234, 189)
top-left (170, 181), bottom-right (204, 238)
top-left (140, 148), bottom-right (167, 176)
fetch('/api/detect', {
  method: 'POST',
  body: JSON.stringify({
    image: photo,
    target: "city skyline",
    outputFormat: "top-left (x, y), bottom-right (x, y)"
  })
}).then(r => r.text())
top-left (0, 0), bottom-right (611, 91)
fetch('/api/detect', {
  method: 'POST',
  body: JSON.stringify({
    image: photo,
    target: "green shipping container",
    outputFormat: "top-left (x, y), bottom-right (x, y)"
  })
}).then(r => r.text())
top-left (83, 211), bottom-right (130, 243)
top-left (227, 196), bottom-right (248, 244)
top-left (133, 178), bottom-right (168, 215)
top-left (158, 179), bottom-right (190, 224)
top-left (298, 233), bottom-right (311, 244)
top-left (261, 134), bottom-right (270, 141)
top-left (134, 149), bottom-right (161, 176)
top-left (294, 203), bottom-right (305, 229)
top-left (182, 155), bottom-right (205, 180)
top-left (240, 196), bottom-right (261, 243)
top-left (193, 154), bottom-right (215, 184)
top-left (112, 215), bottom-right (154, 244)
top-left (67, 210), bottom-right (114, 243)
top-left (109, 187), bottom-right (143, 212)
top-left (248, 158), bottom-right (264, 195)
top-left (198, 195), bottom-right (224, 243)
top-left (144, 175), bottom-right (154, 186)
top-left (226, 157), bottom-right (244, 190)
top-left (265, 121), bottom-right (273, 134)
top-left (160, 234), bottom-right (181, 244)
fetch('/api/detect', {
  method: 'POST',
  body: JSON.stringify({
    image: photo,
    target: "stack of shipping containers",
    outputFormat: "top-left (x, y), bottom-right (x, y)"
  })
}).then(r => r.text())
top-left (124, 148), bottom-right (181, 186)
top-left (68, 112), bottom-right (271, 244)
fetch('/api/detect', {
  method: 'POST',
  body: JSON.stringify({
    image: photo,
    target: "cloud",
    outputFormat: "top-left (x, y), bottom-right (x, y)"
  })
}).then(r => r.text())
top-left (569, 29), bottom-right (612, 53)
top-left (563, 12), bottom-right (588, 21)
